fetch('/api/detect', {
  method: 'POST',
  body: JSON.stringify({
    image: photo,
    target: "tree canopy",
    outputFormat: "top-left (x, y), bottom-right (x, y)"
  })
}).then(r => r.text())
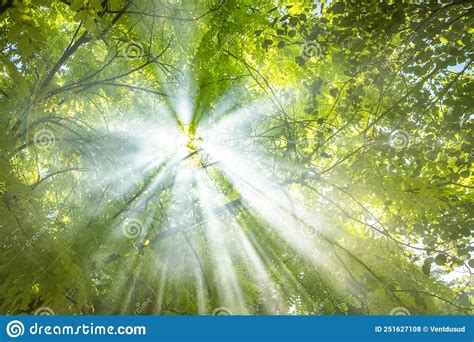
top-left (0, 0), bottom-right (473, 315)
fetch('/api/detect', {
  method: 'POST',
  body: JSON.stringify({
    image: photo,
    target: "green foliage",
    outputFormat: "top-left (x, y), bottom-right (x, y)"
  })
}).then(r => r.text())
top-left (0, 0), bottom-right (472, 315)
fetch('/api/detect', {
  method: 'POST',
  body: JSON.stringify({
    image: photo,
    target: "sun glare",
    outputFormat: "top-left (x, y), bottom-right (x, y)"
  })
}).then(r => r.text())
top-left (84, 86), bottom-right (346, 315)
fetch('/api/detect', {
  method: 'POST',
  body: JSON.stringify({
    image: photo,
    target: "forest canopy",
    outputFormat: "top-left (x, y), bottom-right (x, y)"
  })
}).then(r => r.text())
top-left (0, 0), bottom-right (473, 315)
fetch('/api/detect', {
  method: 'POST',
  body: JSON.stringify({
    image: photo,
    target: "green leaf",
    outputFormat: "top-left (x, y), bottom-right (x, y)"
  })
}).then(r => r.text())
top-left (434, 254), bottom-right (447, 266)
top-left (70, 0), bottom-right (85, 12)
top-left (422, 259), bottom-right (432, 275)
top-left (262, 39), bottom-right (273, 49)
top-left (333, 2), bottom-right (345, 15)
top-left (1, 57), bottom-right (29, 98)
top-left (439, 36), bottom-right (448, 44)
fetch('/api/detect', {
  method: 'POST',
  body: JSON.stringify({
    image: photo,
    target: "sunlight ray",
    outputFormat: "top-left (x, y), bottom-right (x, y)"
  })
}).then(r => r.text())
top-left (195, 169), bottom-right (248, 314)
top-left (193, 263), bottom-right (208, 315)
top-left (232, 223), bottom-right (286, 313)
top-left (153, 254), bottom-right (169, 315)
top-left (201, 144), bottom-right (333, 270)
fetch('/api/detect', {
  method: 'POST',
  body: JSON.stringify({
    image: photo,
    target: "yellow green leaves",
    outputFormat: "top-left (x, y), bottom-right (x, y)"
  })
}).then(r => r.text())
top-left (8, 2), bottom-right (32, 22)
top-left (17, 34), bottom-right (33, 57)
top-left (70, 0), bottom-right (103, 12)
top-left (70, 0), bottom-right (85, 12)
top-left (439, 35), bottom-right (449, 44)
top-left (89, 0), bottom-right (103, 12)
top-left (70, 0), bottom-right (102, 12)
top-left (0, 57), bottom-right (29, 98)
top-left (73, 9), bottom-right (100, 32)
top-left (2, 2), bottom-right (46, 59)
top-left (70, 0), bottom-right (103, 32)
